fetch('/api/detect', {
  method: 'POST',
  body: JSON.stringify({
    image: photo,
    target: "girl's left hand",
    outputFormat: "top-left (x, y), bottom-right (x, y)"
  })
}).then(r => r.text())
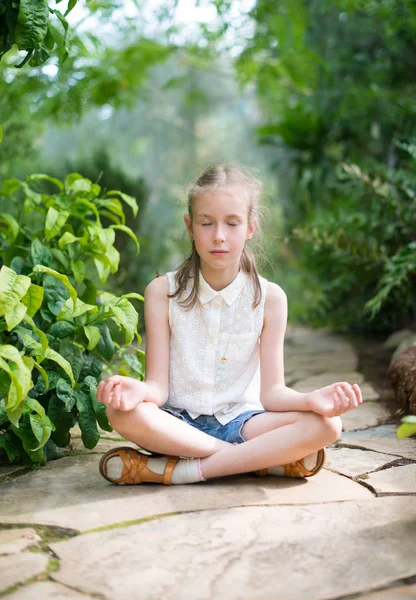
top-left (306, 382), bottom-right (363, 417)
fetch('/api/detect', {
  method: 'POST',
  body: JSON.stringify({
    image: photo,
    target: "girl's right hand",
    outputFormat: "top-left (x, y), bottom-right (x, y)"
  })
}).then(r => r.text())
top-left (96, 375), bottom-right (147, 412)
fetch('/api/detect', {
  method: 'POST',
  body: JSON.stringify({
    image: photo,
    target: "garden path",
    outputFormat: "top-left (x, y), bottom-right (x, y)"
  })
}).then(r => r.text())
top-left (1, 326), bottom-right (415, 600)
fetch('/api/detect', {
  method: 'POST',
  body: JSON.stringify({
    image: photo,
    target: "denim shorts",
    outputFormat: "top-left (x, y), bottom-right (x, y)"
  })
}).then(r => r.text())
top-left (160, 407), bottom-right (266, 444)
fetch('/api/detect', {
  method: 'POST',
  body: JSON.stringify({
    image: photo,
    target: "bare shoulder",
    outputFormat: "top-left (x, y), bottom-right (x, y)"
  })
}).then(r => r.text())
top-left (144, 274), bottom-right (169, 300)
top-left (264, 281), bottom-right (287, 312)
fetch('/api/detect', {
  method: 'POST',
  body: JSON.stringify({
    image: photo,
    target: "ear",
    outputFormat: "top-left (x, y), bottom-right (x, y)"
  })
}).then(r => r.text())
top-left (184, 214), bottom-right (193, 238)
top-left (246, 217), bottom-right (257, 241)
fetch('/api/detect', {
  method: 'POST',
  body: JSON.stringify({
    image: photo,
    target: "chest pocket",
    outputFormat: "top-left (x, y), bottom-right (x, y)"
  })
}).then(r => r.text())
top-left (226, 331), bottom-right (259, 369)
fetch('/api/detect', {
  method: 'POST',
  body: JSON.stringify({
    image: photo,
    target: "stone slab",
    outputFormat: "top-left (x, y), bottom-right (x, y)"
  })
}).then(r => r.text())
top-left (291, 371), bottom-right (365, 389)
top-left (49, 497), bottom-right (416, 600)
top-left (0, 552), bottom-right (48, 593)
top-left (0, 528), bottom-right (40, 555)
top-left (341, 402), bottom-right (391, 431)
top-left (6, 581), bottom-right (92, 599)
top-left (0, 464), bottom-right (27, 481)
top-left (339, 425), bottom-right (416, 460)
top-left (0, 454), bottom-right (371, 531)
top-left (285, 352), bottom-right (358, 374)
top-left (358, 382), bottom-right (381, 401)
top-left (365, 464), bottom-right (416, 495)
top-left (359, 584), bottom-right (416, 599)
top-left (325, 447), bottom-right (401, 478)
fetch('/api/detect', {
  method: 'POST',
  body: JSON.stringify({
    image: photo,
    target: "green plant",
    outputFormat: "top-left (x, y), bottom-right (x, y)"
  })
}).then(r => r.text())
top-left (397, 416), bottom-right (416, 440)
top-left (288, 144), bottom-right (416, 333)
top-left (0, 172), bottom-right (144, 467)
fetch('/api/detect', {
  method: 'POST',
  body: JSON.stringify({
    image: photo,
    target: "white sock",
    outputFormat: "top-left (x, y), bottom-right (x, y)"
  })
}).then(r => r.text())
top-left (105, 453), bottom-right (205, 484)
top-left (266, 451), bottom-right (319, 477)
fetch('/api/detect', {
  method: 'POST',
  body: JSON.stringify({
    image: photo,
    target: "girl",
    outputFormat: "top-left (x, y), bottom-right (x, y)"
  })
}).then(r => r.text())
top-left (97, 164), bottom-right (363, 486)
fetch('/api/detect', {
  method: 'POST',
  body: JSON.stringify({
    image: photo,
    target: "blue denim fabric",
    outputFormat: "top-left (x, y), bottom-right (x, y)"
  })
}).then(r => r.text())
top-left (160, 407), bottom-right (266, 444)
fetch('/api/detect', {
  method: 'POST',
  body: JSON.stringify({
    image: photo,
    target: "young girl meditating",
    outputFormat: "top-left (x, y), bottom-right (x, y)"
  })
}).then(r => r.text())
top-left (97, 164), bottom-right (363, 486)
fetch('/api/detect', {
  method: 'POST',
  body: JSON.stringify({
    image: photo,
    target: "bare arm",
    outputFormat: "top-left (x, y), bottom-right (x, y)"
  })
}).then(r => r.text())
top-left (96, 275), bottom-right (170, 410)
top-left (142, 275), bottom-right (170, 407)
top-left (260, 282), bottom-right (363, 416)
top-left (260, 282), bottom-right (310, 411)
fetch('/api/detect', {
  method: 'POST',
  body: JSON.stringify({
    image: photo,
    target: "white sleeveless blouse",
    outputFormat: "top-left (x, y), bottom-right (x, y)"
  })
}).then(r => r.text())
top-left (165, 269), bottom-right (268, 425)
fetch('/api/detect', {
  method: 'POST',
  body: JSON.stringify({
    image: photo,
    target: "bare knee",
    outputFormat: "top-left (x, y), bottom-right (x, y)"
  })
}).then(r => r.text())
top-left (106, 401), bottom-right (159, 434)
top-left (303, 412), bottom-right (342, 446)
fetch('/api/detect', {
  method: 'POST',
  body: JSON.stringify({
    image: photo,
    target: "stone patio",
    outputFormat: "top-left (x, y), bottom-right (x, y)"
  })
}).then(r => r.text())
top-left (0, 326), bottom-right (415, 599)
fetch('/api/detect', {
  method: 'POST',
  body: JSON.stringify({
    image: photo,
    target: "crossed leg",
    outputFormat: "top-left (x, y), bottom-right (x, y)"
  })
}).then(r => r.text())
top-left (106, 402), bottom-right (342, 480)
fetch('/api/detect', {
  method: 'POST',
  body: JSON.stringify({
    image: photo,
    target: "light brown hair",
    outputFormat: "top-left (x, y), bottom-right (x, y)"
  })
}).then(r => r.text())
top-left (168, 163), bottom-right (264, 310)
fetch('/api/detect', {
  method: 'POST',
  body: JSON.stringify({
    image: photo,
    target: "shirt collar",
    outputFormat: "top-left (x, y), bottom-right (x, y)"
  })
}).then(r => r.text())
top-left (198, 270), bottom-right (248, 306)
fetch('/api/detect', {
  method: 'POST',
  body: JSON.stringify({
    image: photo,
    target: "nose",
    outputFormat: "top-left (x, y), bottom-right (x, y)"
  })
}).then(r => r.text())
top-left (213, 224), bottom-right (226, 243)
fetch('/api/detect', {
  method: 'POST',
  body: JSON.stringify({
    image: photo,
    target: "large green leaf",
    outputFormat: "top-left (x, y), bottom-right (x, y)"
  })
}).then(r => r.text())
top-left (96, 198), bottom-right (125, 224)
top-left (0, 345), bottom-right (33, 417)
top-left (48, 395), bottom-right (76, 447)
top-left (58, 340), bottom-right (83, 382)
top-left (14, 326), bottom-right (43, 352)
top-left (79, 354), bottom-right (103, 381)
top-left (45, 207), bottom-right (70, 240)
top-left (23, 314), bottom-right (48, 353)
top-left (48, 320), bottom-right (76, 338)
top-left (0, 430), bottom-right (23, 463)
top-left (5, 302), bottom-right (27, 330)
top-left (111, 299), bottom-right (138, 345)
top-left (71, 259), bottom-right (86, 283)
top-left (32, 265), bottom-right (77, 310)
top-left (21, 284), bottom-right (44, 318)
top-left (14, 0), bottom-right (49, 51)
top-left (94, 322), bottom-right (115, 361)
top-left (57, 297), bottom-right (97, 319)
top-left (42, 348), bottom-right (75, 386)
top-left (43, 273), bottom-right (70, 316)
top-left (55, 378), bottom-right (76, 411)
top-left (106, 190), bottom-right (138, 217)
top-left (0, 213), bottom-right (19, 243)
top-left (75, 389), bottom-right (100, 449)
top-left (27, 174), bottom-right (64, 191)
top-left (11, 422), bottom-right (45, 465)
top-left (31, 238), bottom-right (53, 267)
top-left (83, 325), bottom-right (100, 351)
top-left (82, 375), bottom-right (112, 432)
top-left (110, 224), bottom-right (140, 253)
top-left (0, 266), bottom-right (31, 317)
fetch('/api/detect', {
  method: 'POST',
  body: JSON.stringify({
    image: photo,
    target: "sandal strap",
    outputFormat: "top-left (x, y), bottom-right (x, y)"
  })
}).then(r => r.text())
top-left (101, 447), bottom-right (180, 485)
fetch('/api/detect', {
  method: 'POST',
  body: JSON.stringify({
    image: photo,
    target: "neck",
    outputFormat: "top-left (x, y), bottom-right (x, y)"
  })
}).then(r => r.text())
top-left (199, 263), bottom-right (240, 291)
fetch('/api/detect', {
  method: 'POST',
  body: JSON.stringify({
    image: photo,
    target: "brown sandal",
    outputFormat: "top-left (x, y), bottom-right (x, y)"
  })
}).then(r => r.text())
top-left (99, 446), bottom-right (179, 485)
top-left (255, 448), bottom-right (326, 479)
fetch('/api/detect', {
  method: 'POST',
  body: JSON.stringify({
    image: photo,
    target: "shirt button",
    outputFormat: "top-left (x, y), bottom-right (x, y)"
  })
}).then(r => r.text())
top-left (203, 304), bottom-right (209, 310)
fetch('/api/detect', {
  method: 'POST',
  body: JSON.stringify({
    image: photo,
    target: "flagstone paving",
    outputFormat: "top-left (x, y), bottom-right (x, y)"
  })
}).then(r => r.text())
top-left (0, 326), bottom-right (415, 600)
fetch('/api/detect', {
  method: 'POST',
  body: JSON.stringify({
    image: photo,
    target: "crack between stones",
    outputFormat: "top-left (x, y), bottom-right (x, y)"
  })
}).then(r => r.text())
top-left (336, 442), bottom-right (414, 460)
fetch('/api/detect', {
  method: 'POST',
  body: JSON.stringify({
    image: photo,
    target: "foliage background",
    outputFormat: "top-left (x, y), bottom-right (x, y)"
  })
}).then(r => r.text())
top-left (1, 0), bottom-right (416, 332)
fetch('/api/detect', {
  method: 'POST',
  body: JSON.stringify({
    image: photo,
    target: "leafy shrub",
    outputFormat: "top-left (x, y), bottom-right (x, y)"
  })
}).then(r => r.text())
top-left (289, 143), bottom-right (416, 333)
top-left (0, 173), bottom-right (144, 467)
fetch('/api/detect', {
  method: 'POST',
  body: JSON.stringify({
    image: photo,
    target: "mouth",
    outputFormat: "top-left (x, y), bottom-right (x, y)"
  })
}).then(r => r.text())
top-left (210, 250), bottom-right (228, 255)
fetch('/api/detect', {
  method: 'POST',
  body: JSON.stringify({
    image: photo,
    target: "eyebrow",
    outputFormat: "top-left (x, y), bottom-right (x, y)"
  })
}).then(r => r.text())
top-left (196, 214), bottom-right (243, 219)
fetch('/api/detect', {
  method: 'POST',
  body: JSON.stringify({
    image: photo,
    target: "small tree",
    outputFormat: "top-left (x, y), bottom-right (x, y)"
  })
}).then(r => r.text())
top-left (0, 172), bottom-right (144, 467)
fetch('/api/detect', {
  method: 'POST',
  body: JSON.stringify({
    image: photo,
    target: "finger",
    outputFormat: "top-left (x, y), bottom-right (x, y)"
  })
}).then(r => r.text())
top-left (96, 381), bottom-right (105, 403)
top-left (111, 384), bottom-right (121, 410)
top-left (336, 385), bottom-right (349, 409)
top-left (334, 390), bottom-right (341, 413)
top-left (353, 383), bottom-right (363, 404)
top-left (339, 381), bottom-right (355, 408)
top-left (102, 380), bottom-right (115, 405)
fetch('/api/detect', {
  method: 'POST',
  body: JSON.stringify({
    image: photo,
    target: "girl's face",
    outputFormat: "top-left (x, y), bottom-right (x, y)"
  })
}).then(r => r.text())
top-left (184, 186), bottom-right (256, 271)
